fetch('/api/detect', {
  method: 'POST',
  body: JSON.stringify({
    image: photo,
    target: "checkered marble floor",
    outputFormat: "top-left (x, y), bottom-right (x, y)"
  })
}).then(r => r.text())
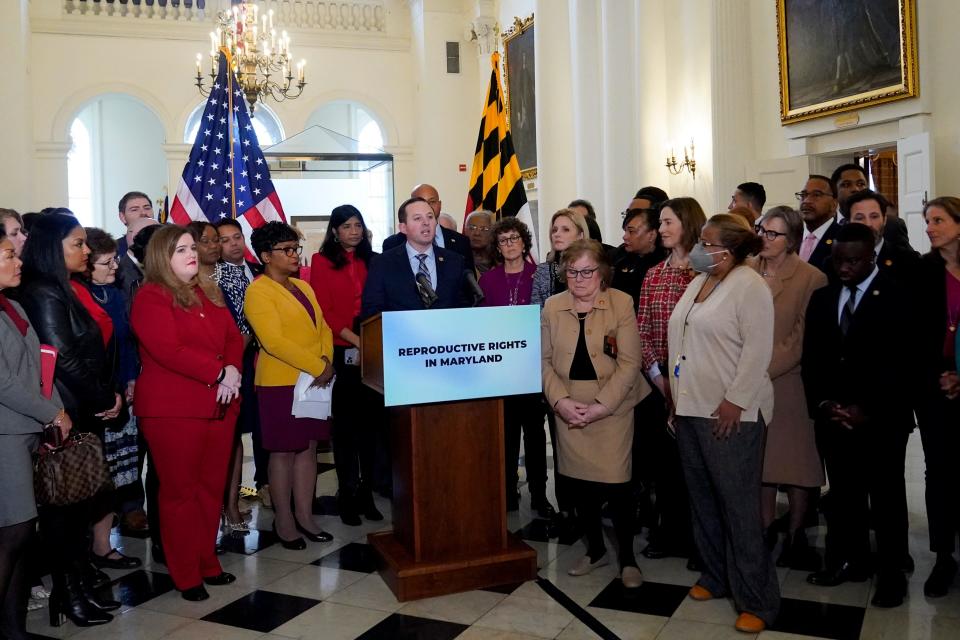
top-left (25, 432), bottom-right (960, 640)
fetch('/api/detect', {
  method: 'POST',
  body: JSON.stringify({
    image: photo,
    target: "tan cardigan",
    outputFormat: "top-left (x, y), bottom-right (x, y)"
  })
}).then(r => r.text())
top-left (667, 265), bottom-right (774, 422)
top-left (541, 288), bottom-right (649, 416)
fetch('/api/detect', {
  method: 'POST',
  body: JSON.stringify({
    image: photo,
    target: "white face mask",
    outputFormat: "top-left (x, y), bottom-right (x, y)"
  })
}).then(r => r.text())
top-left (689, 243), bottom-right (728, 273)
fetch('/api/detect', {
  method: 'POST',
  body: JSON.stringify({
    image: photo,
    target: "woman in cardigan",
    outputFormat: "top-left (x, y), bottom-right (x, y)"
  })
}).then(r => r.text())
top-left (635, 197), bottom-right (706, 564)
top-left (915, 197), bottom-right (960, 598)
top-left (750, 208), bottom-right (827, 570)
top-left (309, 205), bottom-right (383, 526)
top-left (131, 225), bottom-right (242, 601)
top-left (541, 240), bottom-right (649, 588)
top-left (480, 217), bottom-right (554, 518)
top-left (531, 209), bottom-right (589, 307)
top-left (0, 228), bottom-right (72, 639)
top-left (667, 214), bottom-right (779, 633)
top-left (245, 222), bottom-right (335, 549)
top-left (19, 213), bottom-right (122, 626)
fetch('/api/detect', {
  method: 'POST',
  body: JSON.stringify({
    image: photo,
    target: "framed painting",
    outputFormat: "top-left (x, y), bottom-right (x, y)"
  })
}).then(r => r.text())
top-left (502, 14), bottom-right (537, 180)
top-left (776, 0), bottom-right (918, 124)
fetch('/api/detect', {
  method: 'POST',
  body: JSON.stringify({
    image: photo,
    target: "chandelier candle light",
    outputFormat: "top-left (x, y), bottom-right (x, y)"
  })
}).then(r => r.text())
top-left (665, 139), bottom-right (696, 179)
top-left (195, 2), bottom-right (306, 113)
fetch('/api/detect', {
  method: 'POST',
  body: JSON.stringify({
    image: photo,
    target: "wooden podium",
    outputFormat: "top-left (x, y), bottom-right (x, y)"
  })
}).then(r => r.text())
top-left (360, 314), bottom-right (537, 601)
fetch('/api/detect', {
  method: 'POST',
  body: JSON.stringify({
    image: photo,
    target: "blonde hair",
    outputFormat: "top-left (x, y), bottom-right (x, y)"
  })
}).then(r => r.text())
top-left (144, 225), bottom-right (200, 309)
top-left (547, 208), bottom-right (590, 261)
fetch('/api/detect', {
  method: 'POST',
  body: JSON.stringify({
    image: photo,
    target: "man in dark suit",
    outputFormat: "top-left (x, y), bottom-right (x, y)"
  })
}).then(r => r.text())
top-left (831, 163), bottom-right (911, 248)
top-left (801, 223), bottom-right (914, 608)
top-left (363, 197), bottom-right (469, 317)
top-left (115, 191), bottom-right (154, 256)
top-left (216, 218), bottom-right (263, 281)
top-left (382, 184), bottom-right (474, 272)
top-left (843, 189), bottom-right (919, 283)
top-left (797, 174), bottom-right (842, 274)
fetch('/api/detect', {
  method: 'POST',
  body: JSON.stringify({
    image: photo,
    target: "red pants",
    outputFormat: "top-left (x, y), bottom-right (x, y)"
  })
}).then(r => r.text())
top-left (140, 410), bottom-right (236, 590)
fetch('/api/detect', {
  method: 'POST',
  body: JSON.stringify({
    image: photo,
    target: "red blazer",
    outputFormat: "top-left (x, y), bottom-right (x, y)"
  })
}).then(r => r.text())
top-left (309, 251), bottom-right (368, 347)
top-left (131, 283), bottom-right (243, 419)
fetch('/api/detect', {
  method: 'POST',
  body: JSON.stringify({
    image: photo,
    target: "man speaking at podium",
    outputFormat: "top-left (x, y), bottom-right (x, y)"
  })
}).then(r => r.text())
top-left (362, 197), bottom-right (469, 317)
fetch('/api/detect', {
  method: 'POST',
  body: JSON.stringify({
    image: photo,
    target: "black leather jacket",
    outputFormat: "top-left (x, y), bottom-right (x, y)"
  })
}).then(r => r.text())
top-left (17, 277), bottom-right (117, 418)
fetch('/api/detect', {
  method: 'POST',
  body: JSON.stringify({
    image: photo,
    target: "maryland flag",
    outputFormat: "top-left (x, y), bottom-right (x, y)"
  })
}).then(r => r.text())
top-left (465, 52), bottom-right (537, 259)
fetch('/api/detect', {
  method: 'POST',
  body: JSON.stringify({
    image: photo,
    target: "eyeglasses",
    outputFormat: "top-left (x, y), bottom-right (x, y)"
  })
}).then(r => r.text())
top-left (565, 267), bottom-right (598, 280)
top-left (271, 245), bottom-right (303, 257)
top-left (467, 224), bottom-right (491, 232)
top-left (94, 256), bottom-right (120, 268)
top-left (795, 190), bottom-right (833, 201)
top-left (497, 234), bottom-right (522, 246)
top-left (755, 227), bottom-right (787, 241)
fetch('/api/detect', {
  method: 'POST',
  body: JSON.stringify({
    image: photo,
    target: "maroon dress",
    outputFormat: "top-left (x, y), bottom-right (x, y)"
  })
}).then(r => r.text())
top-left (257, 287), bottom-right (331, 451)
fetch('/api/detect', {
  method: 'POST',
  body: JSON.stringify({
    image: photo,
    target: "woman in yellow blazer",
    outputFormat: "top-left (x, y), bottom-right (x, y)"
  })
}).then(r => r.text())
top-left (541, 240), bottom-right (650, 589)
top-left (245, 222), bottom-right (334, 550)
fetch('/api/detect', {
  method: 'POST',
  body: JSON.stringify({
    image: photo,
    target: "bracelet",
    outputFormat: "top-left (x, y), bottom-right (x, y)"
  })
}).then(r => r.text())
top-left (216, 368), bottom-right (227, 384)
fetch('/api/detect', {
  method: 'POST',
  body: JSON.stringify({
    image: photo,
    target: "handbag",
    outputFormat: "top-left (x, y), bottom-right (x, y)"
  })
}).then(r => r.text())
top-left (34, 427), bottom-right (113, 507)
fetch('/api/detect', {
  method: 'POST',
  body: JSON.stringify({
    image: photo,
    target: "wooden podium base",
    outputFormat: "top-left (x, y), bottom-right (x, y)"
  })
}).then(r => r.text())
top-left (368, 530), bottom-right (536, 602)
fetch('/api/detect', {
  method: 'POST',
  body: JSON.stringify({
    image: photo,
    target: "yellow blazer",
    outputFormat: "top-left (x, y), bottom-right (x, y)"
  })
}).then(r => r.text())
top-left (244, 276), bottom-right (334, 387)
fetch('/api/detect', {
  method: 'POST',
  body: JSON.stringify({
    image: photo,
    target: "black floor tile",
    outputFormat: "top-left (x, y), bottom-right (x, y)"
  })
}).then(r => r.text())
top-left (356, 613), bottom-right (468, 640)
top-left (96, 569), bottom-right (175, 608)
top-left (216, 527), bottom-right (278, 555)
top-left (589, 579), bottom-right (689, 617)
top-left (480, 581), bottom-right (524, 594)
top-left (202, 589), bottom-right (321, 633)
top-left (317, 462), bottom-right (336, 475)
top-left (515, 518), bottom-right (581, 545)
top-left (770, 598), bottom-right (865, 640)
top-left (313, 542), bottom-right (380, 573)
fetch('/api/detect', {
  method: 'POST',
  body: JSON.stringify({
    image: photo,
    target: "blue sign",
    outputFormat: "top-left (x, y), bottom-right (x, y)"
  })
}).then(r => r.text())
top-left (381, 305), bottom-right (542, 407)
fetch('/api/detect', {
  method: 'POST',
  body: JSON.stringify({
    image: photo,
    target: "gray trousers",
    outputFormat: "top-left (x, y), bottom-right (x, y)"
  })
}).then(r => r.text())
top-left (675, 415), bottom-right (780, 625)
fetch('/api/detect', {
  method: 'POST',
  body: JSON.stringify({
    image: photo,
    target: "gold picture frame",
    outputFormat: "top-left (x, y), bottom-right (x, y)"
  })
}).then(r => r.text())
top-left (502, 14), bottom-right (537, 180)
top-left (776, 0), bottom-right (918, 124)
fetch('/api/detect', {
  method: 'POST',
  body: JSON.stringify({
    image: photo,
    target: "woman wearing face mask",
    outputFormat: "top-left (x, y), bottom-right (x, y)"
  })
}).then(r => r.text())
top-left (309, 205), bottom-right (383, 526)
top-left (635, 197), bottom-right (706, 565)
top-left (667, 213), bottom-right (778, 633)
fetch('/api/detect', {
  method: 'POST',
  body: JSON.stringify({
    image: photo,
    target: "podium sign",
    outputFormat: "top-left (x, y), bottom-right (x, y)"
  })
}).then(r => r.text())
top-left (380, 305), bottom-right (541, 407)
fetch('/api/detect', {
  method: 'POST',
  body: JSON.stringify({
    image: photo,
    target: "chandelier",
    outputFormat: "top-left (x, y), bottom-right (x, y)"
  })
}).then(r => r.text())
top-left (194, 2), bottom-right (306, 113)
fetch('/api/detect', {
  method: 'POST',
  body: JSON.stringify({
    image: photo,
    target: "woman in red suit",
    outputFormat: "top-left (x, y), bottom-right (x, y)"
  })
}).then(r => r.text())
top-left (130, 225), bottom-right (242, 601)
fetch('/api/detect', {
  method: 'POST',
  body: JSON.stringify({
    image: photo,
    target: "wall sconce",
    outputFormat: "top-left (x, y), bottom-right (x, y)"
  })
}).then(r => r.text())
top-left (665, 139), bottom-right (696, 179)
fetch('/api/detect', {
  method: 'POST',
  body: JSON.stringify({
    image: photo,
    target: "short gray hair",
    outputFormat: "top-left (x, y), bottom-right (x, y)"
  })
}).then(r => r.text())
top-left (759, 205), bottom-right (803, 253)
top-left (465, 209), bottom-right (494, 225)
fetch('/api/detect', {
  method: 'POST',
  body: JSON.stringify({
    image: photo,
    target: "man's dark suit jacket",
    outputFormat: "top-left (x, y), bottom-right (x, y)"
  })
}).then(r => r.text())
top-left (801, 270), bottom-right (916, 428)
top-left (382, 226), bottom-right (475, 273)
top-left (876, 239), bottom-right (920, 283)
top-left (361, 244), bottom-right (468, 318)
top-left (806, 220), bottom-right (842, 274)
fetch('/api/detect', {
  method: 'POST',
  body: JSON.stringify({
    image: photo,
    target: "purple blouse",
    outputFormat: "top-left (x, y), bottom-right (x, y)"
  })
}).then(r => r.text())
top-left (479, 262), bottom-right (537, 307)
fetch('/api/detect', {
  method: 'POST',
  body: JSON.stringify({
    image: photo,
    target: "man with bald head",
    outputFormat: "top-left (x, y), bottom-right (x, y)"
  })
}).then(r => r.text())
top-left (382, 184), bottom-right (474, 271)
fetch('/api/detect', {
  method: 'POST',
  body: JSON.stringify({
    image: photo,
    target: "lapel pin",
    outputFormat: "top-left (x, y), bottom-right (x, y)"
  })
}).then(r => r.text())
top-left (438, 256), bottom-right (444, 262)
top-left (884, 259), bottom-right (893, 266)
top-left (825, 239), bottom-right (833, 245)
top-left (872, 289), bottom-right (880, 296)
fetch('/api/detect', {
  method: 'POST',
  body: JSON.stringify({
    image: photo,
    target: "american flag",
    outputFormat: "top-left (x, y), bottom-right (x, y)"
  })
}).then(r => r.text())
top-left (169, 50), bottom-right (285, 246)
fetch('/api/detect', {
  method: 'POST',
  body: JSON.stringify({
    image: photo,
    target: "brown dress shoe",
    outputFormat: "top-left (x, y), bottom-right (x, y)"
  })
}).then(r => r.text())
top-left (734, 612), bottom-right (765, 633)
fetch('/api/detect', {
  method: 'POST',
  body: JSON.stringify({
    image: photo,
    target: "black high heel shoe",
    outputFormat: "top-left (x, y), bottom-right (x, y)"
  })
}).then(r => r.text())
top-left (202, 572), bottom-right (237, 586)
top-left (180, 585), bottom-right (210, 601)
top-left (49, 573), bottom-right (113, 627)
top-left (295, 519), bottom-right (333, 543)
top-left (81, 583), bottom-right (121, 612)
top-left (272, 522), bottom-right (306, 550)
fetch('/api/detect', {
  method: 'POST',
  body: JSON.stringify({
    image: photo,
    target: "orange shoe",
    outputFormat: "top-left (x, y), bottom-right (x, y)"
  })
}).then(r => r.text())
top-left (688, 584), bottom-right (713, 601)
top-left (734, 612), bottom-right (765, 633)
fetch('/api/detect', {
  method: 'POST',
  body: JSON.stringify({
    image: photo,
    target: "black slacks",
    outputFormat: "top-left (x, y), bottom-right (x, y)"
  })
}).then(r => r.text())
top-left (331, 346), bottom-right (378, 496)
top-left (917, 395), bottom-right (960, 554)
top-left (565, 475), bottom-right (637, 569)
top-left (503, 393), bottom-right (548, 501)
top-left (818, 419), bottom-right (909, 574)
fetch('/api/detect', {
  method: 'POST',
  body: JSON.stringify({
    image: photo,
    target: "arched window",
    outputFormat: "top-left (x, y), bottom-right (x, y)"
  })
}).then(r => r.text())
top-left (184, 101), bottom-right (284, 145)
top-left (306, 101), bottom-right (385, 150)
top-left (68, 117), bottom-right (94, 226)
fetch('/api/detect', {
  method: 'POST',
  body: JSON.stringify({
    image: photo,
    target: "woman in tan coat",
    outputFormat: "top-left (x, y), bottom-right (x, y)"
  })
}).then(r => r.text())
top-left (751, 206), bottom-right (827, 571)
top-left (542, 240), bottom-right (649, 588)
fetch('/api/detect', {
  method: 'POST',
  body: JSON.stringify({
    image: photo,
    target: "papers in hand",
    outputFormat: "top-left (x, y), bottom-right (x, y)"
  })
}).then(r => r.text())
top-left (292, 371), bottom-right (334, 420)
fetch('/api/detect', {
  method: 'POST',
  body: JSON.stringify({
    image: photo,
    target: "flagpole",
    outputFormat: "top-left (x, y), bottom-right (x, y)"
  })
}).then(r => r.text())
top-left (223, 46), bottom-right (238, 220)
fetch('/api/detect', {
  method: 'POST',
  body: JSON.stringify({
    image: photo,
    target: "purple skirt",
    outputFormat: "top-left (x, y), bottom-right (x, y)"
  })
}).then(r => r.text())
top-left (256, 385), bottom-right (330, 452)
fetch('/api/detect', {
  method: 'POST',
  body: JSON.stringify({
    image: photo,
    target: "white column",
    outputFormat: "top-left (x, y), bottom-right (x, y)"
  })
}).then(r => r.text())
top-left (533, 0), bottom-right (576, 254)
top-left (710, 0), bottom-right (756, 213)
top-left (567, 0), bottom-right (603, 208)
top-left (34, 143), bottom-right (72, 208)
top-left (0, 0), bottom-right (34, 210)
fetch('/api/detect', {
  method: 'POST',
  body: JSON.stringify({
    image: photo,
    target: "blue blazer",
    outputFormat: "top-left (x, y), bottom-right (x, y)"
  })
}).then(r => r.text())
top-left (361, 244), bottom-right (468, 318)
